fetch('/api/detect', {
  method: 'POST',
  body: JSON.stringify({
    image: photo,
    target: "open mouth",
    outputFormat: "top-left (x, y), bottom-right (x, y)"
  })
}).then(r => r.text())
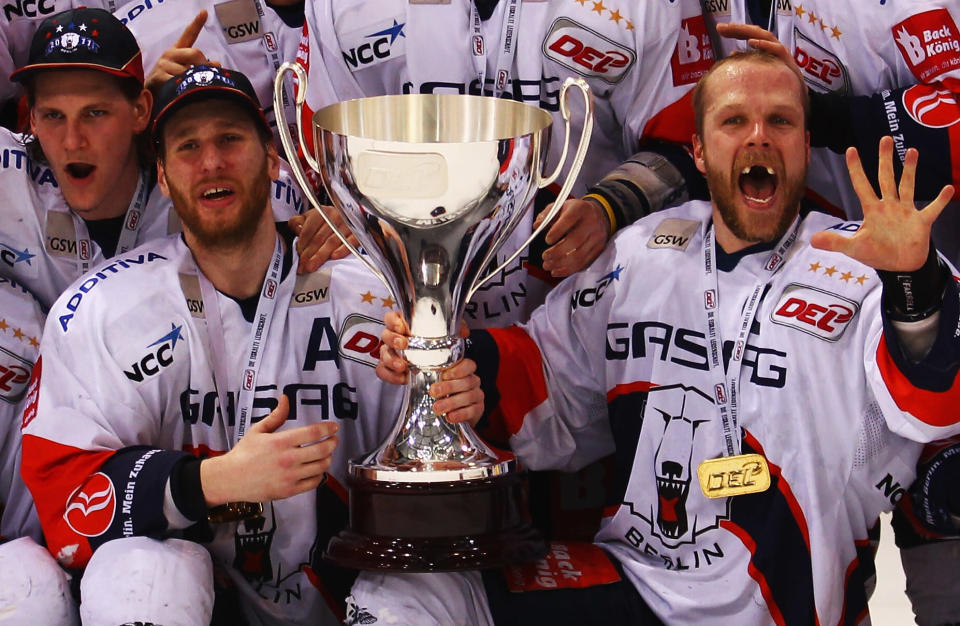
top-left (200, 186), bottom-right (235, 201)
top-left (65, 162), bottom-right (95, 179)
top-left (738, 165), bottom-right (778, 206)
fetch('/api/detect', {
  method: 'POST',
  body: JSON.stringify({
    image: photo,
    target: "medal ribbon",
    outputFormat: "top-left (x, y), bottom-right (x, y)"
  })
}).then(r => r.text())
top-left (195, 235), bottom-right (286, 447)
top-left (70, 170), bottom-right (148, 273)
top-left (468, 0), bottom-right (521, 98)
top-left (701, 217), bottom-right (800, 457)
top-left (251, 0), bottom-right (296, 137)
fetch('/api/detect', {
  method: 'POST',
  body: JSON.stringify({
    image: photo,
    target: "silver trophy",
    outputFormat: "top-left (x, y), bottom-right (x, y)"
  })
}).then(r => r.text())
top-left (275, 63), bottom-right (592, 571)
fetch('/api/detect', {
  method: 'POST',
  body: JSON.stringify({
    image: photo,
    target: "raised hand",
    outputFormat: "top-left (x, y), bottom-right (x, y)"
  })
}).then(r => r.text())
top-left (200, 395), bottom-right (340, 505)
top-left (810, 136), bottom-right (954, 271)
top-left (536, 197), bottom-right (611, 278)
top-left (146, 11), bottom-right (221, 91)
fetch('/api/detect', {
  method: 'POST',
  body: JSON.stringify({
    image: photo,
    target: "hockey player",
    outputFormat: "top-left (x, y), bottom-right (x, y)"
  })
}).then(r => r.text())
top-left (19, 65), bottom-right (483, 625)
top-left (365, 50), bottom-right (960, 624)
top-left (0, 7), bottom-right (307, 310)
top-left (0, 277), bottom-right (77, 625)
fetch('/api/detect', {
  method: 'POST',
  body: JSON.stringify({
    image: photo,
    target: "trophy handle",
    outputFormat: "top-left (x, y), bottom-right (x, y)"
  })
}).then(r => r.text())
top-left (468, 78), bottom-right (593, 300)
top-left (274, 62), bottom-right (392, 291)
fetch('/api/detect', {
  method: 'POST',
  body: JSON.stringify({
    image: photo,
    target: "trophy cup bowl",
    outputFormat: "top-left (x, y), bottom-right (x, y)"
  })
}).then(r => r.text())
top-left (276, 63), bottom-right (592, 571)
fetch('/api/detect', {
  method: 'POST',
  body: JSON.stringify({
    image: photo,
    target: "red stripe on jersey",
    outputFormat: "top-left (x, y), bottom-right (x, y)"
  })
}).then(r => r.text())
top-left (744, 431), bottom-right (813, 553)
top-left (301, 565), bottom-right (347, 623)
top-left (606, 380), bottom-right (656, 403)
top-left (602, 504), bottom-right (619, 518)
top-left (324, 473), bottom-right (347, 503)
top-left (20, 434), bottom-right (114, 569)
top-left (182, 444), bottom-right (226, 458)
top-left (876, 334), bottom-right (960, 426)
top-left (640, 90), bottom-right (696, 146)
top-left (803, 188), bottom-right (846, 219)
top-left (488, 327), bottom-right (548, 437)
top-left (720, 520), bottom-right (788, 626)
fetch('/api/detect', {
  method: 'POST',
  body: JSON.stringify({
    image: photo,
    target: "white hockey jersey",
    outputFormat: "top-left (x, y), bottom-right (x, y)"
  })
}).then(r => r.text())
top-left (20, 234), bottom-right (404, 626)
top-left (0, 276), bottom-right (42, 544)
top-left (0, 128), bottom-right (306, 309)
top-left (702, 0), bottom-right (960, 264)
top-left (298, 0), bottom-right (713, 327)
top-left (477, 201), bottom-right (960, 624)
top-left (115, 0), bottom-right (305, 148)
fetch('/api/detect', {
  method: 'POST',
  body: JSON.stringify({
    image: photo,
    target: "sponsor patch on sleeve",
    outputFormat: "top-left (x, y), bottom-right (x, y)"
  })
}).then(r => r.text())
top-left (214, 0), bottom-right (263, 44)
top-left (291, 269), bottom-right (332, 307)
top-left (63, 472), bottom-right (116, 538)
top-left (893, 9), bottom-right (960, 83)
top-left (770, 283), bottom-right (859, 341)
top-left (647, 218), bottom-right (699, 251)
top-left (902, 83), bottom-right (960, 128)
top-left (671, 15), bottom-right (713, 86)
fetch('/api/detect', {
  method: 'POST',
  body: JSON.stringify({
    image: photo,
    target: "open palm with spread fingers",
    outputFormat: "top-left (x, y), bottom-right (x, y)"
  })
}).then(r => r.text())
top-left (810, 136), bottom-right (954, 271)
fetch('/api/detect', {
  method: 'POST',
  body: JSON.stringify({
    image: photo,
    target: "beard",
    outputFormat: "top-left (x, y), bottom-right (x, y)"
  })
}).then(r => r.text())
top-left (704, 151), bottom-right (806, 246)
top-left (169, 153), bottom-right (272, 251)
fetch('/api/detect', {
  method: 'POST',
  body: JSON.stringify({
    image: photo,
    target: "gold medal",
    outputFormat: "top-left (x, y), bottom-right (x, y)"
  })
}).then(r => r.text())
top-left (206, 501), bottom-right (264, 524)
top-left (697, 453), bottom-right (771, 499)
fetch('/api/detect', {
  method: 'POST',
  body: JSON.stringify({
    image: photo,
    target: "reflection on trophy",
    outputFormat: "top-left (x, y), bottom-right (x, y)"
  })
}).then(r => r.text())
top-left (275, 63), bottom-right (593, 571)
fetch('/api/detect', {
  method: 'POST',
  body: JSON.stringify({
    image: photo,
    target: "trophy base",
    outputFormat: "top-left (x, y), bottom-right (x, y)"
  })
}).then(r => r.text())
top-left (324, 471), bottom-right (547, 571)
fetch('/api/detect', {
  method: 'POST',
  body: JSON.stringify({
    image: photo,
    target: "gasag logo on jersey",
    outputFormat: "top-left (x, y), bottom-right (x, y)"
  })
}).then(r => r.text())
top-left (0, 242), bottom-right (37, 278)
top-left (338, 313), bottom-right (384, 367)
top-left (3, 0), bottom-right (54, 21)
top-left (123, 323), bottom-right (185, 383)
top-left (793, 28), bottom-right (850, 95)
top-left (893, 9), bottom-right (960, 83)
top-left (902, 84), bottom-right (960, 128)
top-left (341, 18), bottom-right (407, 70)
top-left (771, 283), bottom-right (859, 341)
top-left (671, 16), bottom-right (713, 86)
top-left (291, 269), bottom-right (331, 307)
top-left (543, 18), bottom-right (636, 84)
top-left (64, 472), bottom-right (116, 537)
top-left (647, 218), bottom-right (699, 251)
top-left (0, 346), bottom-right (31, 403)
top-left (571, 265), bottom-right (622, 311)
top-left (214, 0), bottom-right (262, 44)
top-left (117, 0), bottom-right (167, 25)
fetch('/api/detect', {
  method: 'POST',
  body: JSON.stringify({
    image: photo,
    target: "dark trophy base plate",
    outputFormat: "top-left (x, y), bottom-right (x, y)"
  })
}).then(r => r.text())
top-left (324, 470), bottom-right (547, 572)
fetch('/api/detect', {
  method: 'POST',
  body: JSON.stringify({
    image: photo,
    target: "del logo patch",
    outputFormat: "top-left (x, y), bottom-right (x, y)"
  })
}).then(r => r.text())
top-left (793, 28), bottom-right (850, 95)
top-left (0, 346), bottom-right (32, 404)
top-left (647, 218), bottom-right (699, 251)
top-left (543, 17), bottom-right (636, 84)
top-left (64, 472), bottom-right (116, 537)
top-left (893, 9), bottom-right (960, 83)
top-left (338, 313), bottom-right (384, 367)
top-left (770, 283), bottom-right (859, 341)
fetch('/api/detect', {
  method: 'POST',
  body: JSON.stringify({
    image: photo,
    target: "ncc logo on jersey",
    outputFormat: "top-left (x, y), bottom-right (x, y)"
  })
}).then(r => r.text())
top-left (893, 9), bottom-right (960, 83)
top-left (123, 323), bottom-right (185, 383)
top-left (771, 283), bottom-right (859, 341)
top-left (0, 242), bottom-right (38, 278)
top-left (338, 313), bottom-right (384, 367)
top-left (0, 346), bottom-right (32, 404)
top-left (902, 84), bottom-right (960, 128)
top-left (64, 472), bottom-right (116, 537)
top-left (570, 265), bottom-right (622, 311)
top-left (793, 28), bottom-right (850, 95)
top-left (341, 18), bottom-right (407, 70)
top-left (543, 18), bottom-right (636, 84)
top-left (671, 16), bottom-right (713, 86)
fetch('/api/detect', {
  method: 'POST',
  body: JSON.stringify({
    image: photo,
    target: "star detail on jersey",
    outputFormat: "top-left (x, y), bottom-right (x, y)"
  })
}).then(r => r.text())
top-left (840, 271), bottom-right (853, 282)
top-left (823, 265), bottom-right (837, 277)
top-left (856, 275), bottom-right (869, 285)
top-left (808, 262), bottom-right (821, 273)
top-left (367, 20), bottom-right (406, 45)
top-left (591, 1), bottom-right (606, 16)
top-left (148, 323), bottom-right (184, 351)
top-left (808, 11), bottom-right (818, 25)
top-left (360, 291), bottom-right (375, 304)
top-left (0, 319), bottom-right (7, 331)
top-left (608, 9), bottom-right (623, 24)
top-left (795, 4), bottom-right (805, 18)
top-left (831, 25), bottom-right (842, 40)
top-left (380, 296), bottom-right (396, 309)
